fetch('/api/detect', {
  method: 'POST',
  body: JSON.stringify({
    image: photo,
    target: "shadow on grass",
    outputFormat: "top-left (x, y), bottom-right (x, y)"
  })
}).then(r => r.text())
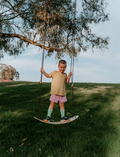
top-left (0, 82), bottom-right (120, 156)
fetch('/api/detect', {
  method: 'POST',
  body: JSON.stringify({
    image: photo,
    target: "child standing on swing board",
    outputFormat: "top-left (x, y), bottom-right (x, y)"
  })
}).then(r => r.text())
top-left (41, 59), bottom-right (72, 123)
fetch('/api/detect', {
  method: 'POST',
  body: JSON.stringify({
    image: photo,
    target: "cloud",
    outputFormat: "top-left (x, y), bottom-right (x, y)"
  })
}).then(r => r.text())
top-left (22, 45), bottom-right (42, 56)
top-left (1, 46), bottom-right (120, 83)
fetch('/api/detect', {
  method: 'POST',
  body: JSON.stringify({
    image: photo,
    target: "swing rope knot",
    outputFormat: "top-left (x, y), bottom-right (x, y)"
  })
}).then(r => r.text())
top-left (40, 81), bottom-right (42, 84)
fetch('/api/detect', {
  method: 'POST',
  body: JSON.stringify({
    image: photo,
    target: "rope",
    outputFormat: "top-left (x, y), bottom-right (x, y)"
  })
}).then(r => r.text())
top-left (71, 0), bottom-right (77, 126)
top-left (38, 1), bottom-right (48, 119)
top-left (39, 47), bottom-right (45, 119)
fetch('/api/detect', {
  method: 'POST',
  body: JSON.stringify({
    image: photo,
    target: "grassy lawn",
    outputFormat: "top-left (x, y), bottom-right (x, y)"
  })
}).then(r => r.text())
top-left (0, 81), bottom-right (120, 157)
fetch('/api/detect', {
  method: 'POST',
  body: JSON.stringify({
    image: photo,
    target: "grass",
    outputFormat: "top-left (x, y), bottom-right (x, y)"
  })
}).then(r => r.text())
top-left (0, 81), bottom-right (120, 157)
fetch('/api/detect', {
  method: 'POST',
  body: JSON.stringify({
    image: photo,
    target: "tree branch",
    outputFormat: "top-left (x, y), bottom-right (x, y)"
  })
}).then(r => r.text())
top-left (0, 9), bottom-right (11, 15)
top-left (33, 33), bottom-right (37, 41)
top-left (0, 14), bottom-right (19, 21)
top-left (4, 0), bottom-right (23, 18)
top-left (0, 33), bottom-right (55, 52)
top-left (83, 0), bottom-right (94, 9)
top-left (0, 32), bottom-right (78, 53)
top-left (4, 0), bottom-right (32, 23)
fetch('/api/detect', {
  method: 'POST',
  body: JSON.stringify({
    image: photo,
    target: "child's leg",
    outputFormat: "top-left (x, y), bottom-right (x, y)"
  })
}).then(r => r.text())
top-left (59, 102), bottom-right (69, 122)
top-left (47, 101), bottom-right (55, 117)
top-left (49, 101), bottom-right (56, 109)
top-left (59, 102), bottom-right (65, 118)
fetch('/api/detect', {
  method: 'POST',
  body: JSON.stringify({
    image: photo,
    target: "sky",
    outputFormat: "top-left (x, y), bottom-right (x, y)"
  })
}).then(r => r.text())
top-left (1, 0), bottom-right (120, 83)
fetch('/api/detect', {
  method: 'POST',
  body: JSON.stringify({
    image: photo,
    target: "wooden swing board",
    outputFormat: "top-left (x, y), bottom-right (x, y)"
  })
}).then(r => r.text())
top-left (34, 115), bottom-right (79, 125)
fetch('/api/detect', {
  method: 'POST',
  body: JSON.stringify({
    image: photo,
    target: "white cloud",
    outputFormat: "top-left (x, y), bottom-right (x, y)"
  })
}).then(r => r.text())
top-left (22, 45), bottom-right (42, 56)
top-left (1, 46), bottom-right (120, 83)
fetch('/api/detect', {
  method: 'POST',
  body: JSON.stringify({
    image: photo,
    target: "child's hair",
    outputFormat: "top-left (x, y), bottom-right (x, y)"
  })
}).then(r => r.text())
top-left (59, 60), bottom-right (67, 66)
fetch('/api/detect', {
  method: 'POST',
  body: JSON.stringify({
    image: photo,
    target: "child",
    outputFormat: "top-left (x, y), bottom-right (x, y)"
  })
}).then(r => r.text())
top-left (41, 59), bottom-right (72, 122)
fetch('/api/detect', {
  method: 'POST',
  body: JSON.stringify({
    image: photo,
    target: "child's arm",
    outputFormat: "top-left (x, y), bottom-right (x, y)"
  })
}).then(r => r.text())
top-left (40, 68), bottom-right (51, 78)
top-left (66, 72), bottom-right (72, 84)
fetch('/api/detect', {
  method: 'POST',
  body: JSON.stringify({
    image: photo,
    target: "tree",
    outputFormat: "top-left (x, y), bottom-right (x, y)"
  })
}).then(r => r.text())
top-left (0, 63), bottom-right (20, 80)
top-left (0, 0), bottom-right (109, 59)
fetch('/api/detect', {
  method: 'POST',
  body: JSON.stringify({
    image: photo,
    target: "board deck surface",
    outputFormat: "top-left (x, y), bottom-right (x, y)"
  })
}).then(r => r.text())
top-left (34, 115), bottom-right (79, 125)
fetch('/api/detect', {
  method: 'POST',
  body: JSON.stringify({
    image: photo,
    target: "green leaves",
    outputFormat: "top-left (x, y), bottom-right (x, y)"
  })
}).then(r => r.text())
top-left (0, 63), bottom-right (20, 80)
top-left (0, 0), bottom-right (109, 59)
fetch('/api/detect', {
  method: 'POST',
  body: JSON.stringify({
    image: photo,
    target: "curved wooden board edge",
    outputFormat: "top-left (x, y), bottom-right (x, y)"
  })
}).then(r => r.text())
top-left (34, 115), bottom-right (79, 125)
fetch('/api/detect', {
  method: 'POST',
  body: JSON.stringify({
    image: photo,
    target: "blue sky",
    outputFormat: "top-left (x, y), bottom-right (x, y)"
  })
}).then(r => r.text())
top-left (1, 0), bottom-right (120, 83)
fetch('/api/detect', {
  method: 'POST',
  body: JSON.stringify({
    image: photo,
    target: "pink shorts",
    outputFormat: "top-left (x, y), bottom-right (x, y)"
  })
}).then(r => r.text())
top-left (50, 95), bottom-right (67, 103)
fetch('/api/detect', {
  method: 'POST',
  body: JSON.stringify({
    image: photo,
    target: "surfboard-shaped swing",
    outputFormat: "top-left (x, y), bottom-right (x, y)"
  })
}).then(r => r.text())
top-left (34, 115), bottom-right (79, 125)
